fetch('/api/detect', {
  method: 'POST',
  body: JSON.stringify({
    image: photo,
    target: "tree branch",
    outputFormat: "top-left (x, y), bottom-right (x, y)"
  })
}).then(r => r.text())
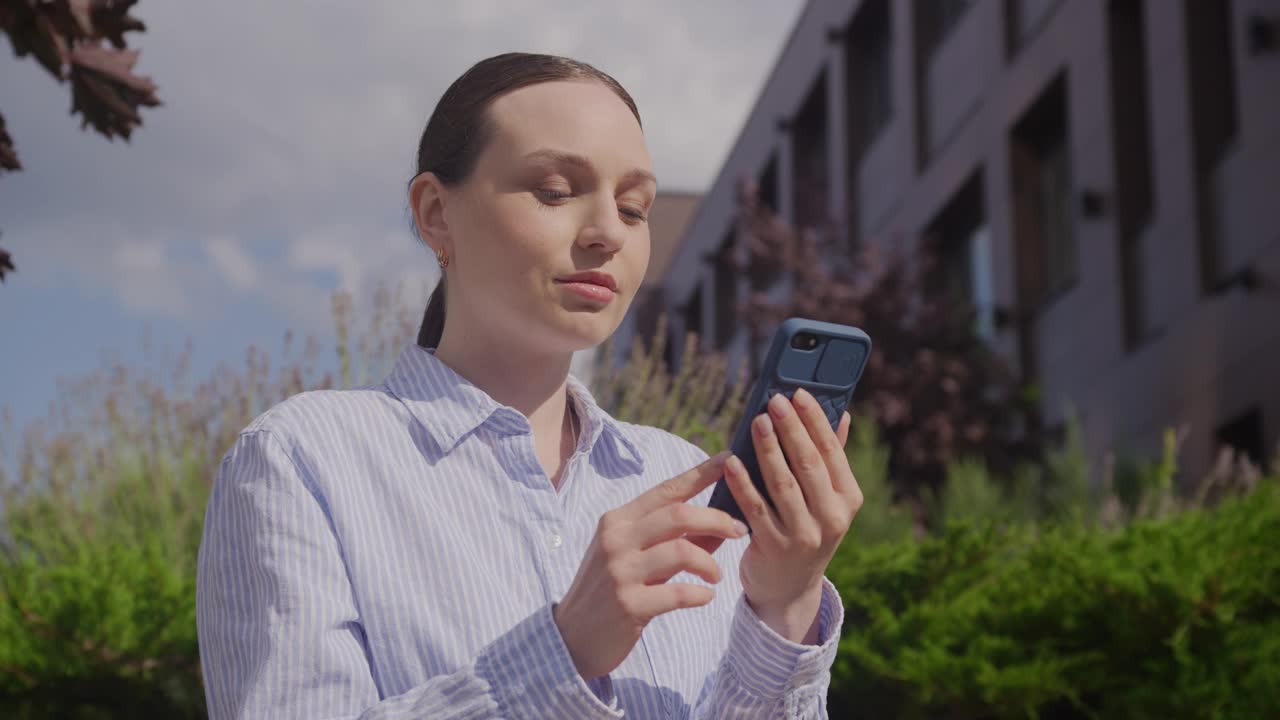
top-left (0, 0), bottom-right (159, 281)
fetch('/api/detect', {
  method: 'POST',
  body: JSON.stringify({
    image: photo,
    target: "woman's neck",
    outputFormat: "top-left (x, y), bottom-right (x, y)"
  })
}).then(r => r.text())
top-left (432, 323), bottom-right (579, 488)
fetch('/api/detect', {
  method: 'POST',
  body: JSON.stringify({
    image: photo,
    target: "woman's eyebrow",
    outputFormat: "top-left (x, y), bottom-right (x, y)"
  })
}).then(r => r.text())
top-left (522, 148), bottom-right (657, 188)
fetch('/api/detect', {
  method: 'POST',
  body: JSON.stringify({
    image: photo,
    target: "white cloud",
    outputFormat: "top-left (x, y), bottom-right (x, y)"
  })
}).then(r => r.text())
top-left (4, 214), bottom-right (432, 340)
top-left (3, 218), bottom-right (199, 318)
top-left (112, 238), bottom-right (168, 273)
top-left (205, 235), bottom-right (260, 291)
top-left (0, 1), bottom-right (802, 341)
top-left (109, 239), bottom-right (194, 316)
top-left (286, 225), bottom-right (430, 303)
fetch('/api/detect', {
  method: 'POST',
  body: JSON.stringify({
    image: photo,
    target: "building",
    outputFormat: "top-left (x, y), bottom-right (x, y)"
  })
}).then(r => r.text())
top-left (658, 0), bottom-right (1280, 479)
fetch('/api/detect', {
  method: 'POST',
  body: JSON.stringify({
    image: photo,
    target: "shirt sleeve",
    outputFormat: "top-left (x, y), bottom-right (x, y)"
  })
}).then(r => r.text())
top-left (690, 579), bottom-right (844, 719)
top-left (197, 429), bottom-right (622, 720)
top-left (645, 428), bottom-right (845, 717)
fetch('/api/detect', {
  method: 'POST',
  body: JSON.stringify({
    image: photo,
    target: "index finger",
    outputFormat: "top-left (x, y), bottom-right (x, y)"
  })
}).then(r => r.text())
top-left (625, 451), bottom-right (731, 518)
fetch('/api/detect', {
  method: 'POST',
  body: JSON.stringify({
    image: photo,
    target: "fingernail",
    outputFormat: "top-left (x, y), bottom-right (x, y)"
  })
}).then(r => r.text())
top-left (712, 450), bottom-right (731, 464)
top-left (732, 520), bottom-right (748, 536)
top-left (794, 387), bottom-right (812, 404)
top-left (727, 454), bottom-right (743, 473)
top-left (768, 393), bottom-right (789, 417)
top-left (754, 414), bottom-right (774, 436)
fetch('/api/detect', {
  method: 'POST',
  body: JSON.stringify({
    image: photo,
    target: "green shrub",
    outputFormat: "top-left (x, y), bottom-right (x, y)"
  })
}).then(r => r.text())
top-left (826, 481), bottom-right (1280, 719)
top-left (0, 284), bottom-right (413, 718)
top-left (2, 287), bottom-right (1275, 718)
top-left (844, 415), bottom-right (918, 547)
top-left (0, 446), bottom-right (207, 718)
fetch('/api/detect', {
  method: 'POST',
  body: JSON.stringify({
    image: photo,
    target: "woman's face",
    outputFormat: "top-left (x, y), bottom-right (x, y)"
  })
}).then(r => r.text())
top-left (439, 79), bottom-right (655, 355)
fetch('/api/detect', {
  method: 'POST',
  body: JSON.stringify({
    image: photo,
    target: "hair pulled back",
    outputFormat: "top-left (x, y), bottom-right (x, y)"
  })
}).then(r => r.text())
top-left (412, 53), bottom-right (642, 348)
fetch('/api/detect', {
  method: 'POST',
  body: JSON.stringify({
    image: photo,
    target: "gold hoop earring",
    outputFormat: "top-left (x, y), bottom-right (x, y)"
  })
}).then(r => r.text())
top-left (435, 247), bottom-right (450, 269)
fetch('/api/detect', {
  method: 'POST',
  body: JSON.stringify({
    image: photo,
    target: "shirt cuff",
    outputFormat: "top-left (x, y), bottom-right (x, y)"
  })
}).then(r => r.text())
top-left (585, 674), bottom-right (617, 709)
top-left (473, 602), bottom-right (622, 719)
top-left (724, 576), bottom-right (844, 700)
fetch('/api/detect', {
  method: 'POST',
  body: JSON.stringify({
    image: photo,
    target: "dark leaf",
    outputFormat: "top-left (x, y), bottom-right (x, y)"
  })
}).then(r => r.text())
top-left (0, 112), bottom-right (21, 172)
top-left (0, 0), bottom-right (158, 143)
top-left (0, 1), bottom-right (157, 289)
top-left (0, 245), bottom-right (13, 282)
top-left (83, 0), bottom-right (147, 49)
top-left (2, 8), bottom-right (71, 79)
top-left (68, 44), bottom-right (160, 139)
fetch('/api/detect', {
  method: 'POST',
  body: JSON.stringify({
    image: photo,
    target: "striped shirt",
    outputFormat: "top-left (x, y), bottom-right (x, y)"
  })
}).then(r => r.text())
top-left (196, 342), bottom-right (843, 719)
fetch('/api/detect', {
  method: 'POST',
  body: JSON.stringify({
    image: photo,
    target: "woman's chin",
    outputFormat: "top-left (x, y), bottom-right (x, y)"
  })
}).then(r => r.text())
top-left (548, 310), bottom-right (620, 351)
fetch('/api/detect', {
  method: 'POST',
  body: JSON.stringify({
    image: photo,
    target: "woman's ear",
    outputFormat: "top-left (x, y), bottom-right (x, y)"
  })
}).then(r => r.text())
top-left (409, 172), bottom-right (452, 257)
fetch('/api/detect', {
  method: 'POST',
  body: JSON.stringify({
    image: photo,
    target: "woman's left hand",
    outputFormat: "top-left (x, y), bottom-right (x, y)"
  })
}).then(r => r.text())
top-left (723, 387), bottom-right (863, 644)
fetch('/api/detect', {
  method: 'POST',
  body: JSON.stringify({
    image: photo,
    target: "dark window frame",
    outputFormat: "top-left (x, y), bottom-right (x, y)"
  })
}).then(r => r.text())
top-left (712, 228), bottom-right (739, 350)
top-left (1184, 0), bottom-right (1241, 293)
top-left (924, 171), bottom-right (992, 340)
top-left (1005, 0), bottom-right (1065, 57)
top-left (1010, 71), bottom-right (1077, 314)
top-left (1108, 0), bottom-right (1156, 351)
top-left (916, 0), bottom-right (974, 62)
top-left (792, 70), bottom-right (830, 232)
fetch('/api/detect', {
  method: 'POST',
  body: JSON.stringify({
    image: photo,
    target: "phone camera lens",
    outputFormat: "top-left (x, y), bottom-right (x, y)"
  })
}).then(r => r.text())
top-left (791, 333), bottom-right (819, 350)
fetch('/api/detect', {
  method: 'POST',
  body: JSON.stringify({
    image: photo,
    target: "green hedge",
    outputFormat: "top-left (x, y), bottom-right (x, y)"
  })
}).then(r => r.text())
top-left (826, 484), bottom-right (1280, 719)
top-left (3, 454), bottom-right (1275, 718)
top-left (0, 451), bottom-right (206, 718)
top-left (2, 320), bottom-right (1277, 717)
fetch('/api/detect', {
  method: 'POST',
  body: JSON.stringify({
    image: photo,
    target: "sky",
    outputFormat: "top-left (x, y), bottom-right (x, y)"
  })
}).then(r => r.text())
top-left (0, 1), bottom-right (806, 441)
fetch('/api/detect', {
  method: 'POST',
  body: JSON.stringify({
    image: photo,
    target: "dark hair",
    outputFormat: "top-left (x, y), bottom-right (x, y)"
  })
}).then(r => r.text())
top-left (413, 52), bottom-right (643, 349)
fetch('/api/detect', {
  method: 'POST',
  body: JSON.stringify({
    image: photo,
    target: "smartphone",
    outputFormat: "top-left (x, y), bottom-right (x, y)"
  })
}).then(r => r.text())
top-left (707, 318), bottom-right (872, 527)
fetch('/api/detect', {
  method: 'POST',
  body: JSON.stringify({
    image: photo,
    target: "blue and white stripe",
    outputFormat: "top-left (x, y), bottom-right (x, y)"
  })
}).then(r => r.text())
top-left (196, 342), bottom-right (843, 719)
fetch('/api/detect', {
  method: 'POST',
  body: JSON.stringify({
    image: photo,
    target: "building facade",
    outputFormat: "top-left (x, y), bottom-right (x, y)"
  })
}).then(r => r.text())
top-left (659, 0), bottom-right (1280, 479)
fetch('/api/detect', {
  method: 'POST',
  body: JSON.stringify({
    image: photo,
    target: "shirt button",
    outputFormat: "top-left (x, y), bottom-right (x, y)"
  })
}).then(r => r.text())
top-left (548, 532), bottom-right (563, 549)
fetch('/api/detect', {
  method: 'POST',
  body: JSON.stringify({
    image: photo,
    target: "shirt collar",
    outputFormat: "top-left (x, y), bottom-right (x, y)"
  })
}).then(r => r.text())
top-left (382, 342), bottom-right (644, 473)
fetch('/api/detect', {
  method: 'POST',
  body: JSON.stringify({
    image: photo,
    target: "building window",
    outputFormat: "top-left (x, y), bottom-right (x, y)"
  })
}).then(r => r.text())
top-left (1010, 73), bottom-right (1075, 308)
top-left (846, 0), bottom-right (893, 159)
top-left (792, 71), bottom-right (829, 231)
top-left (916, 0), bottom-right (972, 60)
top-left (1216, 407), bottom-right (1266, 471)
top-left (758, 154), bottom-right (779, 214)
top-left (914, 0), bottom-right (977, 167)
top-left (926, 172), bottom-right (996, 341)
top-left (1185, 0), bottom-right (1240, 292)
top-left (1006, 0), bottom-right (1062, 54)
top-left (748, 153), bottom-right (785, 289)
top-left (713, 229), bottom-right (738, 349)
top-left (844, 0), bottom-right (892, 251)
top-left (1108, 0), bottom-right (1155, 350)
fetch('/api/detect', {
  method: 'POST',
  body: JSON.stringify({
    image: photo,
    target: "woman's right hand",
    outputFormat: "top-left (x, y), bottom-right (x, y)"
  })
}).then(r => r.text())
top-left (553, 451), bottom-right (748, 680)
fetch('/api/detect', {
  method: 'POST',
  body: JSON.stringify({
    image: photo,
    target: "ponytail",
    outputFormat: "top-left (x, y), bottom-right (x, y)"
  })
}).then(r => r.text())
top-left (417, 279), bottom-right (446, 349)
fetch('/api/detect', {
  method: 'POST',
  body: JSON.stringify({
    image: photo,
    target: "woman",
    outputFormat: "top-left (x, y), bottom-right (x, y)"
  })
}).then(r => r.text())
top-left (196, 52), bottom-right (864, 719)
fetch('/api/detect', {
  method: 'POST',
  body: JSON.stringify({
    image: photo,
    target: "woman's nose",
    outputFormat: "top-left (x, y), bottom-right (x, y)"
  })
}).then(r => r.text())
top-left (575, 197), bottom-right (627, 253)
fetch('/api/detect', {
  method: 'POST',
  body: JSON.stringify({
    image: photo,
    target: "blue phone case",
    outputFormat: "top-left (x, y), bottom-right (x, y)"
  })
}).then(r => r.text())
top-left (707, 318), bottom-right (872, 527)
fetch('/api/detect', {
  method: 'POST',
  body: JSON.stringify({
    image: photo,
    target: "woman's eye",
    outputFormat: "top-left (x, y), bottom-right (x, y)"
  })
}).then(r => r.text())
top-left (620, 207), bottom-right (648, 223)
top-left (535, 188), bottom-right (571, 203)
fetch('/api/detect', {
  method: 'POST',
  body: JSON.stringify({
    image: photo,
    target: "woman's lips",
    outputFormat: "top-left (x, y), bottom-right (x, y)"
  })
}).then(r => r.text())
top-left (555, 271), bottom-right (618, 304)
top-left (557, 280), bottom-right (615, 304)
